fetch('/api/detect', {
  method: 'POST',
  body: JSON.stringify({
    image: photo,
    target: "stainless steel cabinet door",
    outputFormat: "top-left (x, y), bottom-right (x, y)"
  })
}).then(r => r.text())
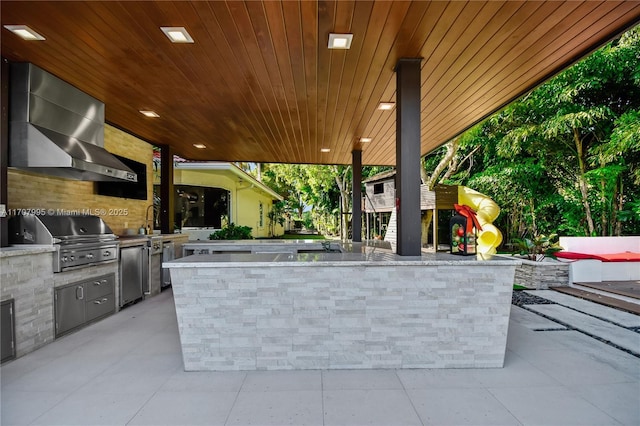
top-left (55, 285), bottom-right (85, 337)
top-left (1, 299), bottom-right (15, 362)
top-left (120, 246), bottom-right (144, 306)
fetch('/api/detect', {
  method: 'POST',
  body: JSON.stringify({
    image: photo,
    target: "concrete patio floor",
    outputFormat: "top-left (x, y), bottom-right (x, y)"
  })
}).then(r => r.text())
top-left (2, 289), bottom-right (639, 426)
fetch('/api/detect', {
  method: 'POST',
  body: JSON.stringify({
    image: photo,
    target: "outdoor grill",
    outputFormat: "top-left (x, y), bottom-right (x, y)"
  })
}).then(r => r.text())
top-left (9, 214), bottom-right (119, 272)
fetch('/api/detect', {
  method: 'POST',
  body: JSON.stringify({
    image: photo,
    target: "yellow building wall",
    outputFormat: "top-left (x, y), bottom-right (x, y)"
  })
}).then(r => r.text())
top-left (166, 168), bottom-right (282, 238)
top-left (7, 124), bottom-right (153, 236)
top-left (236, 187), bottom-right (268, 237)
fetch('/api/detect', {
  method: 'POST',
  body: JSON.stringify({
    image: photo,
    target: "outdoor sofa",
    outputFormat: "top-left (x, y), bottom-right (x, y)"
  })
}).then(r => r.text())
top-left (556, 236), bottom-right (640, 284)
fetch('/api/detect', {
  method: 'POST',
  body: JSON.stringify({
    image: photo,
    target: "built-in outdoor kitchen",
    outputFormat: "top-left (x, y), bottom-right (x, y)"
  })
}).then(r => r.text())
top-left (0, 58), bottom-right (523, 373)
top-left (0, 62), bottom-right (187, 362)
top-left (1, 224), bottom-right (186, 361)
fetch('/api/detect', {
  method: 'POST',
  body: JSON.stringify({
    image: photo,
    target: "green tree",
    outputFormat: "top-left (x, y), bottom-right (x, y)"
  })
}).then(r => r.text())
top-left (261, 164), bottom-right (343, 236)
top-left (480, 26), bottom-right (640, 237)
top-left (415, 27), bottom-right (640, 242)
top-left (267, 201), bottom-right (286, 237)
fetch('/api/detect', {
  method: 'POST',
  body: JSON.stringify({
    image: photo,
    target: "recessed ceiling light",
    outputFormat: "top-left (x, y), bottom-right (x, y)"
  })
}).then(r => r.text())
top-left (320, 148), bottom-right (331, 153)
top-left (4, 25), bottom-right (45, 41)
top-left (378, 102), bottom-right (395, 110)
top-left (359, 137), bottom-right (372, 143)
top-left (193, 144), bottom-right (206, 149)
top-left (328, 33), bottom-right (353, 49)
top-left (140, 110), bottom-right (160, 118)
top-left (161, 27), bottom-right (194, 43)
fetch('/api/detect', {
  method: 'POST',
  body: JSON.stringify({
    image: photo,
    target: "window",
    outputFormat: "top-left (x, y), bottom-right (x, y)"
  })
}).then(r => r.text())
top-left (373, 183), bottom-right (384, 194)
top-left (259, 202), bottom-right (264, 227)
top-left (172, 185), bottom-right (230, 229)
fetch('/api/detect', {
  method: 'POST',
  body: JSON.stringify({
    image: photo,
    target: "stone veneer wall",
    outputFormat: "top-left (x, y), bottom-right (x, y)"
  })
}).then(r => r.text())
top-left (513, 259), bottom-right (569, 290)
top-left (1, 250), bottom-right (55, 357)
top-left (171, 262), bottom-right (515, 371)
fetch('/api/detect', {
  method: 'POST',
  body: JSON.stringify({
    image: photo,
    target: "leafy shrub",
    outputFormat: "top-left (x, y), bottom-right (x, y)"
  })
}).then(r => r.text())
top-left (209, 223), bottom-right (253, 240)
top-left (513, 233), bottom-right (562, 261)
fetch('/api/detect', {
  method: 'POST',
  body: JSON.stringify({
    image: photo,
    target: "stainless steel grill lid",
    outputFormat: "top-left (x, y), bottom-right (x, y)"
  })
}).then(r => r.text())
top-left (9, 214), bottom-right (115, 245)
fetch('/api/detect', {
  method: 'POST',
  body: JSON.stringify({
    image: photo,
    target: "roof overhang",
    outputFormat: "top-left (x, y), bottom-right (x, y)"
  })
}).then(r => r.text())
top-left (2, 1), bottom-right (639, 165)
top-left (174, 162), bottom-right (283, 201)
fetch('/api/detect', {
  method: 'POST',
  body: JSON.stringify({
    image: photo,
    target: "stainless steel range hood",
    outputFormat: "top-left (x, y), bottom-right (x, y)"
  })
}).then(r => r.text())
top-left (9, 63), bottom-right (137, 182)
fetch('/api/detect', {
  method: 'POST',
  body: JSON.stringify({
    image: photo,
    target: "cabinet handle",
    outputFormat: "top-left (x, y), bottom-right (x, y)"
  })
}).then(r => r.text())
top-left (94, 281), bottom-right (101, 286)
top-left (93, 298), bottom-right (108, 305)
top-left (76, 286), bottom-right (84, 300)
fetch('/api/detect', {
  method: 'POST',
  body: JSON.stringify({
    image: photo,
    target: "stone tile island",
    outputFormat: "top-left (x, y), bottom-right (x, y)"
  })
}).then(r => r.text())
top-left (165, 244), bottom-right (520, 371)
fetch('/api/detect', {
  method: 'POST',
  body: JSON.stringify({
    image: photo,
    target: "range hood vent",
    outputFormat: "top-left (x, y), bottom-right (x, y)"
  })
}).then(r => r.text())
top-left (9, 63), bottom-right (137, 182)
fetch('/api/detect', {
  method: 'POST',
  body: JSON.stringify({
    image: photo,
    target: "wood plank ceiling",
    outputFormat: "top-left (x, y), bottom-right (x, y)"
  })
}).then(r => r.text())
top-left (2, 1), bottom-right (639, 166)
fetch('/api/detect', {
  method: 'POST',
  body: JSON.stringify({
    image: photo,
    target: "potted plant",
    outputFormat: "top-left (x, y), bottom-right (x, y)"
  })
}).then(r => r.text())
top-left (209, 223), bottom-right (253, 240)
top-left (513, 233), bottom-right (563, 261)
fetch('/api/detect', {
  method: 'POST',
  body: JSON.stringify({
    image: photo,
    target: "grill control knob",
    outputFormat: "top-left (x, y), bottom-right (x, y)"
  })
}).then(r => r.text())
top-left (104, 250), bottom-right (111, 256)
top-left (69, 256), bottom-right (75, 261)
top-left (86, 253), bottom-right (94, 259)
top-left (62, 256), bottom-right (68, 262)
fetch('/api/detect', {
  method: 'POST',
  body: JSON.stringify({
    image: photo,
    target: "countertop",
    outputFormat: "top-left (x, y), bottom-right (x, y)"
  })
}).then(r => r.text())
top-left (0, 245), bottom-right (56, 258)
top-left (182, 239), bottom-right (342, 253)
top-left (183, 239), bottom-right (338, 245)
top-left (156, 233), bottom-right (189, 241)
top-left (116, 235), bottom-right (150, 247)
top-left (164, 251), bottom-right (522, 268)
top-left (117, 233), bottom-right (188, 247)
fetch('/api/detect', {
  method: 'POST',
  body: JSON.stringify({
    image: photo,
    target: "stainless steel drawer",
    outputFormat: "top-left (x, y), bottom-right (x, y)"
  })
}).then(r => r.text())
top-left (85, 275), bottom-right (114, 300)
top-left (86, 293), bottom-right (115, 322)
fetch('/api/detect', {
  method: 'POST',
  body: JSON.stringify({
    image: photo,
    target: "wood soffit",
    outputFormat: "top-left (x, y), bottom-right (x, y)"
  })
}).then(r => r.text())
top-left (2, 1), bottom-right (639, 166)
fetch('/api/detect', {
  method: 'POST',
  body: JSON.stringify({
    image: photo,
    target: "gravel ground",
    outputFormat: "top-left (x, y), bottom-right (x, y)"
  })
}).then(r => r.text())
top-left (512, 290), bottom-right (556, 307)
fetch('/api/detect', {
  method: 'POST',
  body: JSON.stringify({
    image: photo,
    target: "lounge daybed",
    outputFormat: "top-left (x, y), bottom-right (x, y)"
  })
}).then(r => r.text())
top-left (557, 236), bottom-right (640, 283)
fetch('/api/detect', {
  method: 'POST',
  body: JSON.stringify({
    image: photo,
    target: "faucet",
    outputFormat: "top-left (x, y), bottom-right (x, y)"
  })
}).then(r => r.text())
top-left (145, 204), bottom-right (154, 234)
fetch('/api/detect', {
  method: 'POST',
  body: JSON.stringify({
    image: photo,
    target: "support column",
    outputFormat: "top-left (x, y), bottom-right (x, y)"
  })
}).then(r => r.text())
top-left (432, 209), bottom-right (439, 251)
top-left (160, 145), bottom-right (175, 234)
top-left (0, 58), bottom-right (9, 247)
top-left (395, 58), bottom-right (422, 256)
top-left (352, 149), bottom-right (362, 242)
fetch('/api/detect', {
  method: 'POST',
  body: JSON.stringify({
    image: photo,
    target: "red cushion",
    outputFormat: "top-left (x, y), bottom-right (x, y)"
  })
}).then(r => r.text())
top-left (598, 252), bottom-right (640, 262)
top-left (555, 251), bottom-right (602, 260)
top-left (555, 251), bottom-right (640, 262)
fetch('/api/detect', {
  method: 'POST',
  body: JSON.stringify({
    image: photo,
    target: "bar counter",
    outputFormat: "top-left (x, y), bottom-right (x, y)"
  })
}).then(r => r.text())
top-left (181, 239), bottom-right (342, 256)
top-left (166, 247), bottom-right (520, 371)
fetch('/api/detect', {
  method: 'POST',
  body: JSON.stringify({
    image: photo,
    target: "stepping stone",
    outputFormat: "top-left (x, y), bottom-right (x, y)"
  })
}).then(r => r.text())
top-left (527, 304), bottom-right (640, 355)
top-left (525, 290), bottom-right (640, 328)
top-left (510, 306), bottom-right (567, 331)
top-left (552, 286), bottom-right (640, 316)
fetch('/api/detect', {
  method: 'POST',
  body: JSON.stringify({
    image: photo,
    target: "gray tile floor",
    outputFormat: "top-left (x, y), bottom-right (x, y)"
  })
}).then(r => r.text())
top-left (2, 289), bottom-right (639, 426)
